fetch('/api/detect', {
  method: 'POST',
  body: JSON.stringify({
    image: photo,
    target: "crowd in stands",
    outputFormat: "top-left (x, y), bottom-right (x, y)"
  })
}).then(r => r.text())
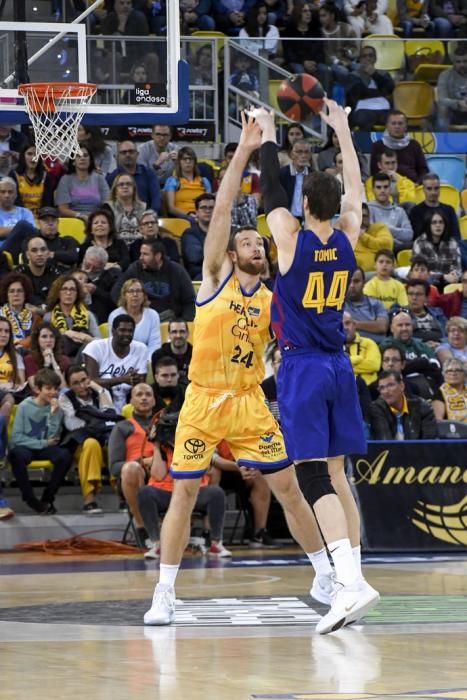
top-left (0, 0), bottom-right (466, 544)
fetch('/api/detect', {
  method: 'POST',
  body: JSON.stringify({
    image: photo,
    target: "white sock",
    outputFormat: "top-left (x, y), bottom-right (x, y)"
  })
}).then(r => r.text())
top-left (158, 564), bottom-right (179, 588)
top-left (307, 547), bottom-right (333, 577)
top-left (352, 545), bottom-right (362, 577)
top-left (327, 538), bottom-right (358, 586)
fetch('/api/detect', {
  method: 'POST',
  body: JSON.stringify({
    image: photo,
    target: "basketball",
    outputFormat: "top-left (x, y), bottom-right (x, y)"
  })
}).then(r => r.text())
top-left (277, 74), bottom-right (325, 121)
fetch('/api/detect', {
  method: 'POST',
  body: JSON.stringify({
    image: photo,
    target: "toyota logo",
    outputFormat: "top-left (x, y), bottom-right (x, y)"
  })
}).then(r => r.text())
top-left (184, 438), bottom-right (206, 454)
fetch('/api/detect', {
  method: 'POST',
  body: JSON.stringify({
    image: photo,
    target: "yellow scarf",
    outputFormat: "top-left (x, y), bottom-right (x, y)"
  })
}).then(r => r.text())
top-left (51, 303), bottom-right (89, 332)
top-left (0, 304), bottom-right (33, 340)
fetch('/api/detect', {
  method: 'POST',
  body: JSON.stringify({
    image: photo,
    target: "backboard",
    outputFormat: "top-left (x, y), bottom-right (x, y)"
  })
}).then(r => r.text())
top-left (0, 0), bottom-right (189, 126)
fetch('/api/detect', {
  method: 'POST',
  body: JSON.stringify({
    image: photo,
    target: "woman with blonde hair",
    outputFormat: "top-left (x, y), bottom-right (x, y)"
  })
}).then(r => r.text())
top-left (44, 274), bottom-right (101, 360)
top-left (105, 172), bottom-right (146, 247)
top-left (436, 317), bottom-right (467, 365)
top-left (108, 278), bottom-right (161, 356)
top-left (432, 357), bottom-right (467, 422)
top-left (163, 147), bottom-right (211, 221)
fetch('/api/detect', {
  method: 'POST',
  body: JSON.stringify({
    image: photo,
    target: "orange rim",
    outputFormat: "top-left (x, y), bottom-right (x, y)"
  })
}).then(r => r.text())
top-left (18, 82), bottom-right (96, 113)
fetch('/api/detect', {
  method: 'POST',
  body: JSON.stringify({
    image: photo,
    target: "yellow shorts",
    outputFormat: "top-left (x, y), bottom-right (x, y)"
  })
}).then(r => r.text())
top-left (170, 383), bottom-right (290, 477)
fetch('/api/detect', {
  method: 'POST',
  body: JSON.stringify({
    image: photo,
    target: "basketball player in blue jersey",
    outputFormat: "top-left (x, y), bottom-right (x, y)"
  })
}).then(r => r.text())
top-left (252, 101), bottom-right (379, 634)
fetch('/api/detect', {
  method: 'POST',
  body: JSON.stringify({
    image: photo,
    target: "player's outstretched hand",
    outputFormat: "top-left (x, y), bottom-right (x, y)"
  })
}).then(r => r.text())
top-left (239, 110), bottom-right (263, 152)
top-left (244, 106), bottom-right (275, 133)
top-left (319, 97), bottom-right (351, 131)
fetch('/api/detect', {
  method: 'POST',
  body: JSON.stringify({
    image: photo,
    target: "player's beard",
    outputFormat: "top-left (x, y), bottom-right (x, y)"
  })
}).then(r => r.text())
top-left (236, 256), bottom-right (266, 276)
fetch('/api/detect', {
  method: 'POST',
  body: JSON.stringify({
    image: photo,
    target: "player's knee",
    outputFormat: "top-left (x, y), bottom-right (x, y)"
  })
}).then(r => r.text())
top-left (295, 460), bottom-right (336, 507)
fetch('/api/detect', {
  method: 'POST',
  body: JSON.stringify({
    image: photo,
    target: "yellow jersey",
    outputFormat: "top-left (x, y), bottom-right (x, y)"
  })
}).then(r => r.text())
top-left (189, 270), bottom-right (273, 391)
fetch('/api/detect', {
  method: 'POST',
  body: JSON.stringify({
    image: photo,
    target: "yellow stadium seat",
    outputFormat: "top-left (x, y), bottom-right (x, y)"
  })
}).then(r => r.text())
top-left (443, 283), bottom-right (462, 294)
top-left (2, 250), bottom-right (13, 269)
top-left (396, 249), bottom-right (412, 267)
top-left (461, 189), bottom-right (467, 212)
top-left (414, 183), bottom-right (461, 211)
top-left (7, 406), bottom-right (53, 473)
top-left (99, 322), bottom-right (109, 338)
top-left (160, 321), bottom-right (169, 344)
top-left (121, 404), bottom-right (134, 419)
top-left (392, 81), bottom-right (434, 126)
top-left (58, 217), bottom-right (86, 244)
top-left (362, 35), bottom-right (405, 73)
top-left (404, 39), bottom-right (446, 83)
top-left (459, 215), bottom-right (467, 240)
top-left (256, 213), bottom-right (272, 238)
top-left (158, 218), bottom-right (191, 238)
top-left (198, 158), bottom-right (220, 176)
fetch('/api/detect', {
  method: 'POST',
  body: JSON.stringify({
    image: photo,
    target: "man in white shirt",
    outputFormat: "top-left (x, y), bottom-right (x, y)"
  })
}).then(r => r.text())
top-left (83, 314), bottom-right (149, 412)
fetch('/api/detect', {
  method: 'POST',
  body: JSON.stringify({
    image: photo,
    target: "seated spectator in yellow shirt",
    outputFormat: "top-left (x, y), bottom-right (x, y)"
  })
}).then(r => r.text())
top-left (354, 203), bottom-right (393, 272)
top-left (365, 148), bottom-right (416, 205)
top-left (363, 249), bottom-right (408, 310)
top-left (343, 311), bottom-right (381, 385)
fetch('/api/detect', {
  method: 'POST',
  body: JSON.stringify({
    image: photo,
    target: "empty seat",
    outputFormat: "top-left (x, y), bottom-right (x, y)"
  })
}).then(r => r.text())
top-left (426, 155), bottom-right (465, 191)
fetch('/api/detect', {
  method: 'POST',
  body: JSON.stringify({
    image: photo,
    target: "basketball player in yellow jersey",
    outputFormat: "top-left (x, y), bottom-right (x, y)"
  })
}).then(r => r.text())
top-left (144, 113), bottom-right (326, 626)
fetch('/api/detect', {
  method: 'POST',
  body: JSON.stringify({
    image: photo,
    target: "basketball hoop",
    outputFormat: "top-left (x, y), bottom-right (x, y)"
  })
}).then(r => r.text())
top-left (18, 82), bottom-right (97, 163)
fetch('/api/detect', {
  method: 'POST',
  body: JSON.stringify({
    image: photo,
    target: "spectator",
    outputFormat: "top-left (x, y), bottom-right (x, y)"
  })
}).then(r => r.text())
top-left (137, 125), bottom-right (178, 186)
top-left (24, 321), bottom-right (70, 392)
top-left (180, 0), bottom-right (216, 33)
top-left (354, 203), bottom-right (393, 272)
top-left (238, 3), bottom-right (281, 58)
top-left (428, 0), bottom-right (467, 37)
top-left (80, 246), bottom-right (120, 324)
top-left (152, 356), bottom-right (188, 412)
top-left (214, 0), bottom-right (257, 34)
top-left (0, 126), bottom-right (25, 173)
top-left (151, 319), bottom-right (193, 383)
top-left (100, 0), bottom-right (150, 67)
top-left (409, 173), bottom-right (461, 241)
top-left (432, 357), bottom-right (467, 421)
top-left (9, 368), bottom-right (72, 514)
top-left (282, 2), bottom-right (331, 94)
top-left (261, 341), bottom-right (281, 422)
top-left (108, 278), bottom-right (161, 357)
top-left (379, 310), bottom-right (442, 397)
top-left (433, 269), bottom-right (467, 319)
top-left (129, 210), bottom-right (179, 264)
top-left (108, 382), bottom-right (158, 547)
top-left (0, 176), bottom-right (36, 264)
top-left (36, 206), bottom-right (79, 268)
top-left (367, 177), bottom-right (413, 253)
top-left (181, 193), bottom-right (215, 279)
top-left (412, 209), bottom-right (462, 288)
top-left (345, 0), bottom-right (394, 36)
top-left (279, 140), bottom-right (313, 218)
top-left (396, 0), bottom-right (433, 36)
top-left (163, 147), bottom-right (211, 221)
top-left (346, 46), bottom-right (394, 130)
top-left (77, 125), bottom-right (116, 175)
top-left (369, 369), bottom-right (438, 439)
top-left (0, 272), bottom-right (41, 351)
top-left (366, 149), bottom-right (417, 206)
top-left (370, 110), bottom-right (429, 184)
top-left (317, 127), bottom-right (368, 177)
top-left (368, 343), bottom-right (422, 399)
top-left (79, 208), bottom-right (130, 272)
top-left (190, 43), bottom-right (215, 120)
top-left (139, 408), bottom-right (232, 559)
top-left (213, 440), bottom-right (279, 548)
top-left (436, 316), bottom-right (467, 364)
top-left (364, 249), bottom-right (408, 309)
top-left (278, 123), bottom-right (306, 168)
top-left (15, 236), bottom-right (67, 310)
top-left (406, 279), bottom-right (447, 344)
top-left (108, 141), bottom-right (161, 212)
top-left (406, 255), bottom-right (441, 304)
top-left (83, 313), bottom-right (148, 407)
top-left (345, 265), bottom-right (389, 343)
top-left (221, 143), bottom-right (261, 207)
top-left (10, 143), bottom-right (55, 219)
top-left (0, 317), bottom-right (26, 400)
top-left (104, 172), bottom-right (146, 248)
top-left (436, 47), bottom-right (467, 129)
top-left (59, 364), bottom-right (117, 514)
top-left (112, 240), bottom-right (195, 322)
top-left (55, 146), bottom-right (110, 221)
top-left (318, 2), bottom-right (359, 85)
top-left (43, 274), bottom-right (101, 360)
top-left (343, 311), bottom-right (381, 384)
top-left (228, 52), bottom-right (260, 116)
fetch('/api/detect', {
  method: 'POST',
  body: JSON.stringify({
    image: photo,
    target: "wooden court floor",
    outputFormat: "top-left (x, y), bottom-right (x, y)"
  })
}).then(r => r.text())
top-left (0, 547), bottom-right (466, 700)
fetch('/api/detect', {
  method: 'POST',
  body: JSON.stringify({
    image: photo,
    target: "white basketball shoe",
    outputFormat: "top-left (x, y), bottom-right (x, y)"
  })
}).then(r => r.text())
top-left (315, 578), bottom-right (379, 635)
top-left (143, 584), bottom-right (176, 626)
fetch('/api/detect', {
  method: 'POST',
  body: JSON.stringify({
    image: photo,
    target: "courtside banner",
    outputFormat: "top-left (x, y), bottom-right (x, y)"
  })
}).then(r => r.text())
top-left (350, 440), bottom-right (467, 552)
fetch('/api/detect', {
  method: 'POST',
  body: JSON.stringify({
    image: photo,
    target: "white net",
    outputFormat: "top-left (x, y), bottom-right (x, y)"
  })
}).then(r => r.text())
top-left (19, 83), bottom-right (97, 163)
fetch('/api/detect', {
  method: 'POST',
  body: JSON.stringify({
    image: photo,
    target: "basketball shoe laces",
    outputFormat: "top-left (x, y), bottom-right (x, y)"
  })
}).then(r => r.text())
top-left (208, 392), bottom-right (234, 409)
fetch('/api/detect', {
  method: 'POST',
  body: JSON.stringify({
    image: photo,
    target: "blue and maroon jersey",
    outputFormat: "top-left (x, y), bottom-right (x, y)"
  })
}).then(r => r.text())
top-left (271, 227), bottom-right (356, 353)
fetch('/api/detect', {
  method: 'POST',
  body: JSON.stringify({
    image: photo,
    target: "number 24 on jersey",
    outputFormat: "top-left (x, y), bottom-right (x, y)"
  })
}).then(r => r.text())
top-left (302, 270), bottom-right (348, 313)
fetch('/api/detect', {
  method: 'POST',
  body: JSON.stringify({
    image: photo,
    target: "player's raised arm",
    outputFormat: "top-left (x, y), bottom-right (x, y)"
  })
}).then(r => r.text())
top-left (320, 98), bottom-right (362, 248)
top-left (254, 108), bottom-right (300, 253)
top-left (202, 111), bottom-right (261, 284)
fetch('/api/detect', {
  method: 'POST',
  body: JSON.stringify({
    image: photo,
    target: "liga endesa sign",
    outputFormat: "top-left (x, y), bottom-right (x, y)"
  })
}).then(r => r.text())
top-left (350, 441), bottom-right (467, 551)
